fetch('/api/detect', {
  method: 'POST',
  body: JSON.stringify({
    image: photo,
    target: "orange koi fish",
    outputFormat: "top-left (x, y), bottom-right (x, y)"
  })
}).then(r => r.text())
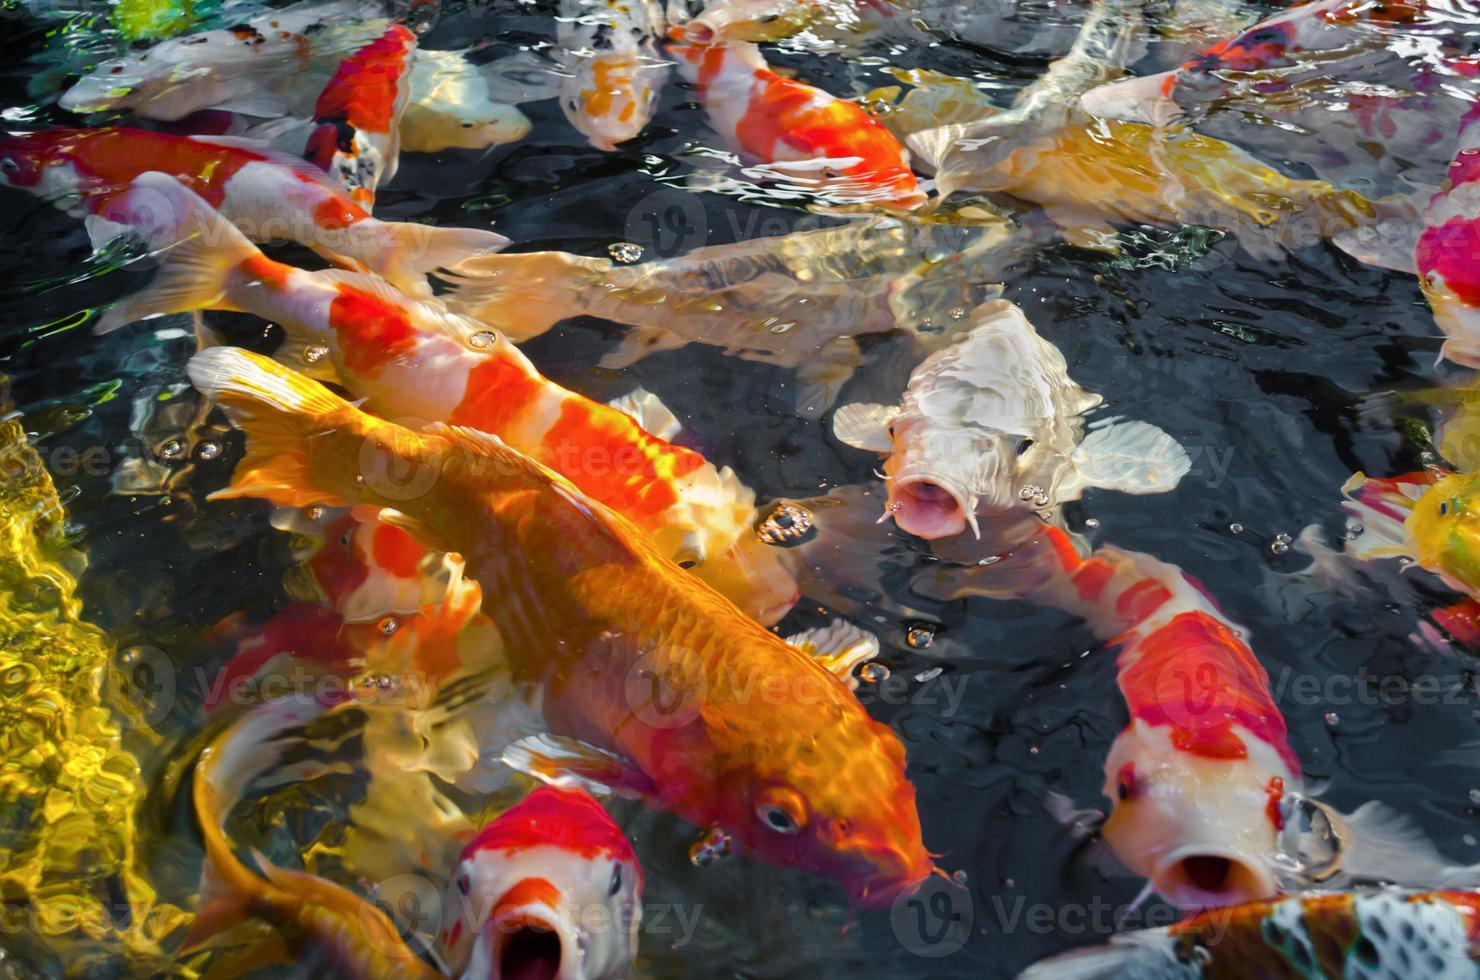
top-left (305, 24), bottom-right (418, 208)
top-left (0, 128), bottom-right (505, 295)
top-left (187, 345), bottom-right (933, 908)
top-left (439, 786), bottom-right (643, 979)
top-left (666, 36), bottom-right (926, 208)
top-left (97, 173), bottom-right (795, 622)
top-left (1020, 887), bottom-right (1480, 979)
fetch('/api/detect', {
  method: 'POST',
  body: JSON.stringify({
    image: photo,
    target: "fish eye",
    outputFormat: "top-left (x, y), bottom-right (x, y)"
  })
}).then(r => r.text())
top-left (1116, 780), bottom-right (1129, 800)
top-left (609, 863), bottom-right (622, 896)
top-left (456, 871), bottom-right (471, 896)
top-left (1441, 501), bottom-right (1449, 516)
top-left (339, 530), bottom-right (353, 547)
top-left (0, 158), bottom-right (16, 174)
top-left (759, 13), bottom-right (779, 22)
top-left (822, 167), bottom-right (839, 179)
top-left (757, 804), bottom-right (799, 833)
top-left (1015, 438), bottom-right (1034, 456)
top-left (461, 122), bottom-right (476, 129)
top-left (675, 549), bottom-right (701, 569)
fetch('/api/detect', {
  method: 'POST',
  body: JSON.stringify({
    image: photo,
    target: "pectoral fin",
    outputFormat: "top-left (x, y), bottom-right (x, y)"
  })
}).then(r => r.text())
top-left (832, 403), bottom-right (899, 453)
top-left (502, 733), bottom-right (657, 799)
top-left (785, 619), bottom-right (880, 690)
top-left (1064, 419), bottom-right (1190, 498)
top-left (609, 387), bottom-right (683, 441)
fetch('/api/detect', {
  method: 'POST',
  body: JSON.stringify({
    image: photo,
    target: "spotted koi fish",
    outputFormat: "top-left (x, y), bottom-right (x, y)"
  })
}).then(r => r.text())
top-left (666, 36), bottom-right (926, 208)
top-left (187, 344), bottom-right (933, 908)
top-left (97, 173), bottom-right (796, 622)
top-left (557, 0), bottom-right (669, 151)
top-left (0, 127), bottom-right (506, 295)
top-left (438, 786), bottom-right (643, 979)
top-left (305, 24), bottom-right (417, 208)
top-left (1018, 887), bottom-right (1480, 979)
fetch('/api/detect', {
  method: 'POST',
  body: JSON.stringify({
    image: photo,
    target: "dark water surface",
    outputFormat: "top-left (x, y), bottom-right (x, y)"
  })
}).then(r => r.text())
top-left (1, 1), bottom-right (1475, 977)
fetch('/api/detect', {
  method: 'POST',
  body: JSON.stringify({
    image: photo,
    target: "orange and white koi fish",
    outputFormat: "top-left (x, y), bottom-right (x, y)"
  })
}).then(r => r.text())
top-left (96, 172), bottom-right (795, 621)
top-left (666, 36), bottom-right (925, 208)
top-left (187, 693), bottom-right (444, 978)
top-left (187, 344), bottom-right (933, 908)
top-left (0, 128), bottom-right (505, 295)
top-left (438, 786), bottom-right (643, 979)
top-left (833, 300), bottom-right (1189, 539)
top-left (305, 24), bottom-right (417, 208)
top-left (557, 0), bottom-right (670, 151)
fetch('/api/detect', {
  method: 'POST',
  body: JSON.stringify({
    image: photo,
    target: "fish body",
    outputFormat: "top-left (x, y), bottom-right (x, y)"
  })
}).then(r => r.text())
top-left (438, 787), bottom-right (643, 979)
top-left (189, 694), bottom-right (443, 978)
top-left (304, 24), bottom-right (417, 207)
top-left (1080, 0), bottom-right (1480, 197)
top-left (0, 127), bottom-right (505, 294)
top-left (557, 0), bottom-right (669, 150)
top-left (1418, 110), bottom-right (1480, 367)
top-left (399, 50), bottom-right (534, 153)
top-left (667, 38), bottom-right (925, 208)
top-left (96, 173), bottom-right (792, 621)
top-left (187, 344), bottom-right (932, 908)
top-left (1018, 887), bottom-right (1480, 979)
top-left (833, 299), bottom-right (1189, 539)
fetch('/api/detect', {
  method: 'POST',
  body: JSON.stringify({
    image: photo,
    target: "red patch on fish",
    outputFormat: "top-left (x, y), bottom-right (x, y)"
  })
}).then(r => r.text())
top-left (1264, 775), bottom-right (1284, 830)
top-left (540, 402), bottom-right (704, 522)
top-left (447, 355), bottom-right (548, 433)
top-left (308, 516), bottom-right (373, 604)
top-left (313, 25), bottom-right (414, 136)
top-left (205, 602), bottom-right (353, 711)
top-left (329, 285), bottom-right (419, 376)
top-left (462, 786), bottom-right (636, 865)
top-left (1117, 611), bottom-right (1299, 774)
top-left (1115, 579), bottom-right (1172, 624)
top-left (1418, 215), bottom-right (1480, 309)
top-left (370, 522), bottom-right (424, 579)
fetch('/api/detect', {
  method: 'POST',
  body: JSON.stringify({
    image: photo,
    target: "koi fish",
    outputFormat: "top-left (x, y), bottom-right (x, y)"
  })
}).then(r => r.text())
top-left (186, 693), bottom-right (444, 978)
top-left (96, 173), bottom-right (794, 621)
top-left (304, 24), bottom-right (417, 208)
top-left (676, 0), bottom-right (894, 44)
top-left (439, 786), bottom-right (643, 980)
top-left (1080, 0), bottom-right (1480, 197)
top-left (924, 521), bottom-right (1476, 909)
top-left (0, 128), bottom-right (506, 294)
top-left (186, 344), bottom-right (933, 908)
top-left (1418, 107), bottom-right (1480, 366)
top-left (60, 2), bottom-right (533, 154)
top-left (443, 212), bottom-right (1038, 410)
top-left (557, 0), bottom-right (669, 151)
top-left (666, 36), bottom-right (926, 208)
top-left (832, 299), bottom-right (1190, 539)
top-left (1018, 887), bottom-right (1480, 979)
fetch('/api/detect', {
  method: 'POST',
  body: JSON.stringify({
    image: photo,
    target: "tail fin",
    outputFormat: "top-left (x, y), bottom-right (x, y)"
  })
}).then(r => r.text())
top-left (187, 347), bottom-right (357, 510)
top-left (359, 220), bottom-right (510, 296)
top-left (1339, 470), bottom-right (1434, 562)
top-left (93, 172), bottom-right (259, 334)
top-left (1016, 930), bottom-right (1180, 980)
top-left (437, 250), bottom-right (611, 343)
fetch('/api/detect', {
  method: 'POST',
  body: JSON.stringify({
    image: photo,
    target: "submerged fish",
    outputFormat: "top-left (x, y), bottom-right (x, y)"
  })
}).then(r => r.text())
top-left (1018, 887), bottom-right (1480, 979)
top-left (443, 212), bottom-right (1036, 410)
top-left (557, 0), bottom-right (669, 151)
top-left (0, 127), bottom-right (506, 294)
top-left (96, 172), bottom-right (793, 621)
top-left (187, 345), bottom-right (933, 908)
top-left (667, 36), bottom-right (926, 208)
top-left (439, 786), bottom-right (644, 980)
top-left (832, 299), bottom-right (1189, 539)
top-left (1418, 108), bottom-right (1480, 366)
top-left (398, 49), bottom-right (535, 153)
top-left (676, 0), bottom-right (894, 44)
top-left (303, 24), bottom-right (417, 208)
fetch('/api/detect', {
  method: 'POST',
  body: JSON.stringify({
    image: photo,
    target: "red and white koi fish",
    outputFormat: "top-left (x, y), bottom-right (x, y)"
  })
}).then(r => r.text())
top-left (186, 344), bottom-right (933, 908)
top-left (1417, 107), bottom-right (1480, 367)
top-left (666, 36), bottom-right (926, 208)
top-left (97, 173), bottom-right (796, 622)
top-left (1019, 887), bottom-right (1480, 979)
top-left (557, 0), bottom-right (670, 151)
top-left (438, 787), bottom-right (643, 980)
top-left (0, 128), bottom-right (505, 295)
top-left (187, 693), bottom-right (444, 978)
top-left (305, 24), bottom-right (417, 208)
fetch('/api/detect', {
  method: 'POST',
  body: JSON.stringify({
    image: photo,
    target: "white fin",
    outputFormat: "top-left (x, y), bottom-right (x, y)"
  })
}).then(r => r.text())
top-left (1330, 192), bottom-right (1424, 274)
top-left (1340, 471), bottom-right (1423, 562)
top-left (1017, 930), bottom-right (1182, 980)
top-left (209, 91), bottom-right (294, 117)
top-left (609, 387), bottom-right (682, 441)
top-left (243, 116), bottom-right (320, 152)
top-left (831, 403), bottom-right (898, 453)
top-left (1337, 800), bottom-right (1480, 888)
top-left (501, 733), bottom-right (656, 798)
top-left (1065, 420), bottom-right (1190, 497)
top-left (784, 620), bottom-right (879, 691)
top-left (368, 222), bottom-right (510, 294)
top-left (477, 50), bottom-right (567, 104)
top-left (95, 174), bottom-right (258, 333)
top-left (599, 324), bottom-right (692, 370)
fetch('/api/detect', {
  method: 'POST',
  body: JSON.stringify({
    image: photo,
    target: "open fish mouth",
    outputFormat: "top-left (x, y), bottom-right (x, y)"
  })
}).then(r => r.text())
top-left (1153, 845), bottom-right (1278, 911)
top-left (492, 910), bottom-right (567, 980)
top-left (885, 475), bottom-right (979, 540)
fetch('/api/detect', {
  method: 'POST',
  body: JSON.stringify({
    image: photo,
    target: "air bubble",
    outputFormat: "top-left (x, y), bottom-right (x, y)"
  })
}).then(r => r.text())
top-left (196, 441), bottom-right (221, 460)
top-left (755, 501), bottom-right (814, 545)
top-left (1270, 539), bottom-right (1289, 556)
top-left (469, 331), bottom-right (495, 349)
top-left (859, 662), bottom-right (891, 683)
top-left (1229, 522), bottom-right (1244, 534)
top-left (608, 242), bottom-right (644, 264)
top-left (157, 439), bottom-right (184, 460)
top-left (1324, 712), bottom-right (1339, 727)
top-left (378, 617), bottom-right (399, 636)
top-left (306, 506), bottom-right (324, 521)
top-left (951, 869), bottom-right (968, 885)
top-left (1084, 517), bottom-right (1099, 529)
top-left (1345, 520), bottom-right (1365, 539)
top-left (949, 307), bottom-right (967, 320)
top-left (304, 344), bottom-right (330, 364)
top-left (905, 624), bottom-right (936, 649)
top-left (915, 666), bottom-right (943, 682)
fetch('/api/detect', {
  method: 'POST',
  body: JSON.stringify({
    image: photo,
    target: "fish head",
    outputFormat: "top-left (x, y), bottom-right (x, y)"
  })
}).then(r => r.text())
top-left (679, 0), bottom-right (825, 43)
top-left (1407, 472), bottom-right (1480, 591)
top-left (689, 688), bottom-right (931, 907)
top-left (0, 131), bottom-right (67, 191)
top-left (303, 512), bottom-right (455, 623)
top-left (1099, 723), bottom-right (1286, 911)
top-left (881, 417), bottom-right (1035, 538)
top-left (562, 54), bottom-right (665, 152)
top-left (400, 93), bottom-right (532, 152)
top-left (441, 787), bottom-right (642, 980)
top-left (687, 533), bottom-right (801, 625)
top-left (1418, 198), bottom-right (1480, 369)
top-left (58, 58), bottom-right (152, 115)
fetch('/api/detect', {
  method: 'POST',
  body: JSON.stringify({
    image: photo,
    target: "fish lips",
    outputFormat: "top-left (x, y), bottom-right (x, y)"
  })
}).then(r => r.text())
top-left (1152, 844), bottom-right (1280, 912)
top-left (470, 900), bottom-right (579, 980)
top-left (885, 473), bottom-right (979, 540)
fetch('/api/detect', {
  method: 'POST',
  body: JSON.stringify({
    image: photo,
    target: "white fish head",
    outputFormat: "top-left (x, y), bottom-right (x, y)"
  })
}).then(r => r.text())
top-left (59, 54), bottom-right (162, 115)
top-left (679, 0), bottom-right (823, 43)
top-left (561, 54), bottom-right (667, 152)
top-left (404, 58), bottom-right (534, 152)
top-left (880, 418), bottom-right (1024, 539)
top-left (1100, 723), bottom-right (1287, 912)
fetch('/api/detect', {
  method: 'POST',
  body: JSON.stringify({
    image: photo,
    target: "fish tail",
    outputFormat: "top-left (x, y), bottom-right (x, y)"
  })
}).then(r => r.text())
top-left (439, 250), bottom-right (614, 343)
top-left (93, 172), bottom-right (258, 334)
top-left (1017, 929), bottom-right (1180, 979)
top-left (188, 347), bottom-right (361, 510)
top-left (1340, 470), bottom-right (1432, 562)
top-left (358, 219), bottom-right (511, 295)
